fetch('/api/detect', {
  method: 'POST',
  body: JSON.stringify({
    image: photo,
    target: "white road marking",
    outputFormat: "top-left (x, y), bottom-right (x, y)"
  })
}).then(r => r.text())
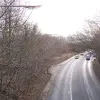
top-left (62, 60), bottom-right (76, 100)
top-left (88, 61), bottom-right (100, 89)
top-left (82, 61), bottom-right (93, 100)
top-left (69, 62), bottom-right (76, 100)
top-left (49, 59), bottom-right (75, 100)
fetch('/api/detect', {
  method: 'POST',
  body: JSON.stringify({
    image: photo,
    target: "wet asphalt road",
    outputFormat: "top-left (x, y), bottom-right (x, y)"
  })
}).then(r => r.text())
top-left (48, 56), bottom-right (100, 100)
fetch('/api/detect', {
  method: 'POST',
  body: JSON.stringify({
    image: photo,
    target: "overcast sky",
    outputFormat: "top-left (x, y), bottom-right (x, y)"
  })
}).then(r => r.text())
top-left (22, 0), bottom-right (100, 37)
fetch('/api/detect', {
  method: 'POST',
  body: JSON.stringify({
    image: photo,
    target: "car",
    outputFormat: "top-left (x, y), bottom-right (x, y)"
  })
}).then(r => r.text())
top-left (93, 55), bottom-right (96, 57)
top-left (75, 55), bottom-right (79, 59)
top-left (92, 53), bottom-right (96, 57)
top-left (86, 57), bottom-right (90, 60)
top-left (80, 53), bottom-right (84, 55)
top-left (86, 55), bottom-right (90, 60)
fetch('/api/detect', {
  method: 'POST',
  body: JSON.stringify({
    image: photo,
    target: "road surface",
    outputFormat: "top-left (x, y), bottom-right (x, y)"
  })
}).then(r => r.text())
top-left (48, 55), bottom-right (100, 100)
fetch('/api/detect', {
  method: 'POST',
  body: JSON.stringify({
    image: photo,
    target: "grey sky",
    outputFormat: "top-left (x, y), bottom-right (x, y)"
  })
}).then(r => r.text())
top-left (22, 0), bottom-right (100, 37)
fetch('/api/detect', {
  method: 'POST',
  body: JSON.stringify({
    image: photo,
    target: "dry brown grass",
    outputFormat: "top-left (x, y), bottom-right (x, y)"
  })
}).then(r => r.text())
top-left (93, 59), bottom-right (100, 81)
top-left (52, 53), bottom-right (76, 65)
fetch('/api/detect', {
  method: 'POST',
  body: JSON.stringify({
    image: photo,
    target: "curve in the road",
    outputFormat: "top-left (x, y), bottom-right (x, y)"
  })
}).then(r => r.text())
top-left (48, 56), bottom-right (100, 100)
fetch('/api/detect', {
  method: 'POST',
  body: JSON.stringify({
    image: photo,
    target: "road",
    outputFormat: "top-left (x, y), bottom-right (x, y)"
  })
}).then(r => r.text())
top-left (48, 55), bottom-right (100, 100)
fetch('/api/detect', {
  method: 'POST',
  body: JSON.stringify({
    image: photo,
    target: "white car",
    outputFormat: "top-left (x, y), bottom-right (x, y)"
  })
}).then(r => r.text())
top-left (75, 55), bottom-right (79, 59)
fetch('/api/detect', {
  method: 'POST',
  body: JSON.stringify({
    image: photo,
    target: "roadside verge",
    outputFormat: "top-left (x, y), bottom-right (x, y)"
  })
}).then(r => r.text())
top-left (93, 59), bottom-right (100, 82)
top-left (41, 54), bottom-right (76, 100)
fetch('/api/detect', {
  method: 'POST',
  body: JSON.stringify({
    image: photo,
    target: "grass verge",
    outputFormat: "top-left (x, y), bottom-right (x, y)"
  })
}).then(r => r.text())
top-left (93, 59), bottom-right (100, 82)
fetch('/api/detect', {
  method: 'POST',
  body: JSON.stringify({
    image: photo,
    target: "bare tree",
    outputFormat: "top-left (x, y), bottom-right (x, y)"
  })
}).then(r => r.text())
top-left (69, 19), bottom-right (100, 62)
top-left (0, 0), bottom-right (72, 100)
